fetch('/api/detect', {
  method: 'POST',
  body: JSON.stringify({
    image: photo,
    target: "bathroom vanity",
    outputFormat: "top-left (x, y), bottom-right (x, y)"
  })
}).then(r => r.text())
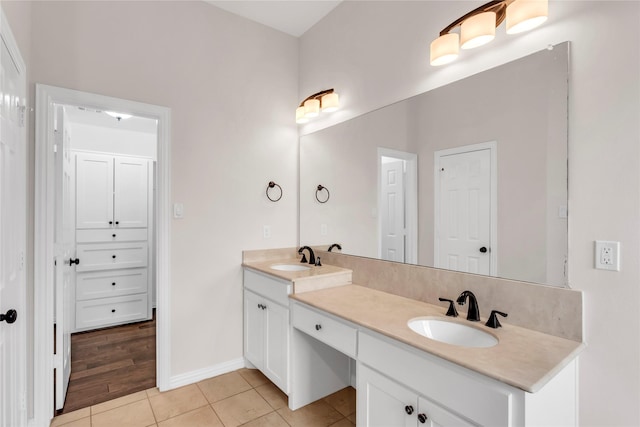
top-left (242, 248), bottom-right (584, 426)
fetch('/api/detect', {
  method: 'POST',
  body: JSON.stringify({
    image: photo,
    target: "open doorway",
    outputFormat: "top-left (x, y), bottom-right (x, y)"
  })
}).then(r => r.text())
top-left (377, 148), bottom-right (418, 264)
top-left (54, 105), bottom-right (158, 413)
top-left (34, 85), bottom-right (171, 424)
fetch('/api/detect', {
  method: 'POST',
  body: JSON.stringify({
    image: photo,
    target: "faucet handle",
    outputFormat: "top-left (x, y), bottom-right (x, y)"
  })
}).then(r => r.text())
top-left (438, 298), bottom-right (458, 317)
top-left (315, 257), bottom-right (322, 266)
top-left (300, 253), bottom-right (308, 263)
top-left (485, 310), bottom-right (508, 328)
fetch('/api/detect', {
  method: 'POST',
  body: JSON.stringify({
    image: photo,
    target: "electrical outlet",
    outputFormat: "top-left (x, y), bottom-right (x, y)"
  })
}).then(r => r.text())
top-left (263, 225), bottom-right (271, 239)
top-left (595, 240), bottom-right (620, 271)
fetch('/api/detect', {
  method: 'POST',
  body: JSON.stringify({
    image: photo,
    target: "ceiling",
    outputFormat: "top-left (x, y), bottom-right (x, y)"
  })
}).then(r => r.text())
top-left (64, 106), bottom-right (158, 134)
top-left (204, 1), bottom-right (342, 37)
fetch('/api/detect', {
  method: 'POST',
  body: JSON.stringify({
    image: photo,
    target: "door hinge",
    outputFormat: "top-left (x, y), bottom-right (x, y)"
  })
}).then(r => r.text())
top-left (18, 105), bottom-right (26, 127)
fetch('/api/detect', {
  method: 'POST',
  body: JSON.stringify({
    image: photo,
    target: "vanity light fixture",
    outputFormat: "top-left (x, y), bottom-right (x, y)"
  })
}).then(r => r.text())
top-left (296, 88), bottom-right (339, 124)
top-left (430, 0), bottom-right (548, 66)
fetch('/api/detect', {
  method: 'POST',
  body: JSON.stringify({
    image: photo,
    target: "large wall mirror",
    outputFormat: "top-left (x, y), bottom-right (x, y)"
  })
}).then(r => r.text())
top-left (300, 42), bottom-right (569, 287)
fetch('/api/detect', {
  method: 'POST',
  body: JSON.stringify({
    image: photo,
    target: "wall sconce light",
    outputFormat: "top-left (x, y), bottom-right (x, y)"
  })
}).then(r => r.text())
top-left (296, 89), bottom-right (339, 124)
top-left (430, 0), bottom-right (548, 66)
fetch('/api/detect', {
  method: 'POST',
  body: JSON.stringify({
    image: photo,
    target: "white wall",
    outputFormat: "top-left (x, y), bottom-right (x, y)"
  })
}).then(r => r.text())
top-left (299, 1), bottom-right (640, 425)
top-left (67, 122), bottom-right (157, 159)
top-left (7, 0), bottom-right (299, 381)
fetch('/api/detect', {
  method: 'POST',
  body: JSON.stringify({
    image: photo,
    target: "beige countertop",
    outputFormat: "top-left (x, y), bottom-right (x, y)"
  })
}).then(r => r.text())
top-left (242, 259), bottom-right (352, 293)
top-left (290, 284), bottom-right (585, 393)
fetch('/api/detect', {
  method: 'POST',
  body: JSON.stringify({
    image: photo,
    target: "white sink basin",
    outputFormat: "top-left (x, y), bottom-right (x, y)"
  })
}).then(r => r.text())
top-left (270, 264), bottom-right (311, 272)
top-left (408, 317), bottom-right (498, 348)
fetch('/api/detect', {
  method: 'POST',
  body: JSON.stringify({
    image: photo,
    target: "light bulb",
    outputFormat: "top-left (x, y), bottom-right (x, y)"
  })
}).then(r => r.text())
top-left (430, 33), bottom-right (460, 66)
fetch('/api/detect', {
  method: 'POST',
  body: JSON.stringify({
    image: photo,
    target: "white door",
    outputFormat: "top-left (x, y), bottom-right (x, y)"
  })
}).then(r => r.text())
top-left (54, 106), bottom-right (75, 410)
top-left (114, 157), bottom-right (149, 228)
top-left (380, 159), bottom-right (405, 262)
top-left (0, 18), bottom-right (27, 427)
top-left (76, 153), bottom-right (114, 229)
top-left (435, 146), bottom-right (493, 275)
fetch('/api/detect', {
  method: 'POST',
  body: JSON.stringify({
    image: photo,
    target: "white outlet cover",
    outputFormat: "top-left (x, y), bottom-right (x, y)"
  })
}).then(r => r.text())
top-left (595, 240), bottom-right (620, 271)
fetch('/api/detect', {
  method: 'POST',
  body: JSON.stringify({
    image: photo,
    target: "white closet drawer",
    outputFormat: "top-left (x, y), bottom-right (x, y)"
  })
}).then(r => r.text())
top-left (76, 228), bottom-right (148, 243)
top-left (76, 242), bottom-right (148, 272)
top-left (76, 294), bottom-right (148, 330)
top-left (76, 268), bottom-right (148, 300)
top-left (292, 302), bottom-right (357, 358)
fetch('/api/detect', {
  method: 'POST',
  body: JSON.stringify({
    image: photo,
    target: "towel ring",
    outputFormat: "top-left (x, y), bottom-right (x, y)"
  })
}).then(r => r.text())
top-left (266, 181), bottom-right (283, 202)
top-left (316, 185), bottom-right (330, 203)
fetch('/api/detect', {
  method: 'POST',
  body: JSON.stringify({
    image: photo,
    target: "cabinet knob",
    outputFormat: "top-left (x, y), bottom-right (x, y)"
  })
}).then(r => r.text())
top-left (111, 309), bottom-right (116, 313)
top-left (109, 221), bottom-right (113, 225)
top-left (405, 405), bottom-right (414, 415)
top-left (418, 413), bottom-right (428, 423)
top-left (112, 255), bottom-right (116, 259)
top-left (115, 221), bottom-right (120, 225)
top-left (112, 282), bottom-right (116, 286)
top-left (315, 324), bottom-right (322, 331)
top-left (69, 258), bottom-right (80, 266)
top-left (112, 234), bottom-right (116, 238)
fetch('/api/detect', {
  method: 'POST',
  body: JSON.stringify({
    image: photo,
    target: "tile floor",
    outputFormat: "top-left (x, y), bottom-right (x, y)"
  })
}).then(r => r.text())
top-left (50, 368), bottom-right (356, 427)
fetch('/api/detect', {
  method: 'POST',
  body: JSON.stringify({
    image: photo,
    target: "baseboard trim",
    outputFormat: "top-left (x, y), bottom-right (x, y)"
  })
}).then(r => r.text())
top-left (167, 358), bottom-right (246, 390)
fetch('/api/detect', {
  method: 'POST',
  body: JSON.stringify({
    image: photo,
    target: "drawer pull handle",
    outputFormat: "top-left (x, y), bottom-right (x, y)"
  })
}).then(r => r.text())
top-left (112, 234), bottom-right (116, 238)
top-left (405, 405), bottom-right (414, 415)
top-left (112, 282), bottom-right (116, 286)
top-left (315, 324), bottom-right (322, 331)
top-left (418, 413), bottom-right (428, 423)
top-left (111, 309), bottom-right (116, 313)
top-left (112, 255), bottom-right (116, 259)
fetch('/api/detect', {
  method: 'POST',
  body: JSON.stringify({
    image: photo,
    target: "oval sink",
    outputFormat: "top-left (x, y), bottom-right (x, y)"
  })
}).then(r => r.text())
top-left (408, 317), bottom-right (498, 348)
top-left (270, 264), bottom-right (311, 272)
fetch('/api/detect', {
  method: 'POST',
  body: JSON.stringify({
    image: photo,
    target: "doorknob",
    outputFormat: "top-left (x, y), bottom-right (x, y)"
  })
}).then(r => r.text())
top-left (0, 309), bottom-right (17, 324)
top-left (479, 247), bottom-right (488, 253)
top-left (69, 258), bottom-right (80, 265)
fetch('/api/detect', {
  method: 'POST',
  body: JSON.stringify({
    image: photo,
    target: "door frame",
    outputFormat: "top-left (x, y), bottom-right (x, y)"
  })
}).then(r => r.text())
top-left (34, 85), bottom-right (171, 425)
top-left (377, 147), bottom-right (418, 264)
top-left (433, 141), bottom-right (497, 276)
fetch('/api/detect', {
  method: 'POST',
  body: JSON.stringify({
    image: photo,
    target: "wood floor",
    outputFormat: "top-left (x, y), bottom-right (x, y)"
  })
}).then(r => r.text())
top-left (58, 312), bottom-right (156, 414)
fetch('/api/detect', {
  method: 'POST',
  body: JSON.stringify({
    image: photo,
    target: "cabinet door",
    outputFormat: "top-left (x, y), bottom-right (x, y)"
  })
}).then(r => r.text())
top-left (417, 396), bottom-right (475, 427)
top-left (76, 153), bottom-right (114, 229)
top-left (358, 364), bottom-right (416, 427)
top-left (263, 300), bottom-right (289, 393)
top-left (114, 157), bottom-right (149, 228)
top-left (244, 291), bottom-right (264, 369)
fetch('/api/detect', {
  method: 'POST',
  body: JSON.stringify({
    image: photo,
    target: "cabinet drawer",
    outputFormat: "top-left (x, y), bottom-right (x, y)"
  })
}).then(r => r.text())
top-left (359, 331), bottom-right (512, 426)
top-left (76, 294), bottom-right (148, 330)
top-left (76, 228), bottom-right (148, 243)
top-left (76, 242), bottom-right (148, 272)
top-left (244, 269), bottom-right (291, 307)
top-left (76, 268), bottom-right (148, 300)
top-left (292, 302), bottom-right (357, 358)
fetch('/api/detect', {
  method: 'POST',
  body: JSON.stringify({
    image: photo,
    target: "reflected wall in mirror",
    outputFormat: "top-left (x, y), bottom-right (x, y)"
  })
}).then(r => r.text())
top-left (300, 42), bottom-right (569, 287)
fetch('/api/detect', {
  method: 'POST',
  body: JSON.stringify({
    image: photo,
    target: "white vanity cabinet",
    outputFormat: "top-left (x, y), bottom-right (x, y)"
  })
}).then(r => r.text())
top-left (74, 152), bottom-right (152, 332)
top-left (243, 269), bottom-right (291, 394)
top-left (357, 330), bottom-right (577, 427)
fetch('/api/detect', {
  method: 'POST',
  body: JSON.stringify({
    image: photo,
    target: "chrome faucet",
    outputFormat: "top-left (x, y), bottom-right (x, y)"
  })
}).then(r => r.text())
top-left (456, 290), bottom-right (480, 321)
top-left (298, 246), bottom-right (316, 265)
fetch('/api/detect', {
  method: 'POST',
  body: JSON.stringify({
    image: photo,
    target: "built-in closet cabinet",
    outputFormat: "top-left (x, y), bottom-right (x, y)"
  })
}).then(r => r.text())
top-left (74, 152), bottom-right (153, 331)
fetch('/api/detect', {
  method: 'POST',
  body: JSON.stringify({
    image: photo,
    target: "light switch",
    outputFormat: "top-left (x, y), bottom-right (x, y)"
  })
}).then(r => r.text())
top-left (173, 203), bottom-right (184, 219)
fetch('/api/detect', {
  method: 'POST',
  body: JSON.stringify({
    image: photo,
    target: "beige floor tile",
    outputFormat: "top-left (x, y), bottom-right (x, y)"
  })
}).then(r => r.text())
top-left (158, 405), bottom-right (223, 427)
top-left (240, 411), bottom-right (289, 427)
top-left (92, 399), bottom-right (157, 427)
top-left (51, 407), bottom-right (91, 427)
top-left (212, 389), bottom-right (273, 427)
top-left (91, 390), bottom-right (148, 415)
top-left (52, 417), bottom-right (91, 427)
top-left (146, 387), bottom-right (161, 397)
top-left (149, 384), bottom-right (209, 422)
top-left (328, 418), bottom-right (355, 427)
top-left (323, 387), bottom-right (356, 417)
top-left (238, 368), bottom-right (270, 387)
top-left (277, 400), bottom-right (344, 427)
top-left (198, 371), bottom-right (253, 403)
top-left (254, 383), bottom-right (288, 410)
